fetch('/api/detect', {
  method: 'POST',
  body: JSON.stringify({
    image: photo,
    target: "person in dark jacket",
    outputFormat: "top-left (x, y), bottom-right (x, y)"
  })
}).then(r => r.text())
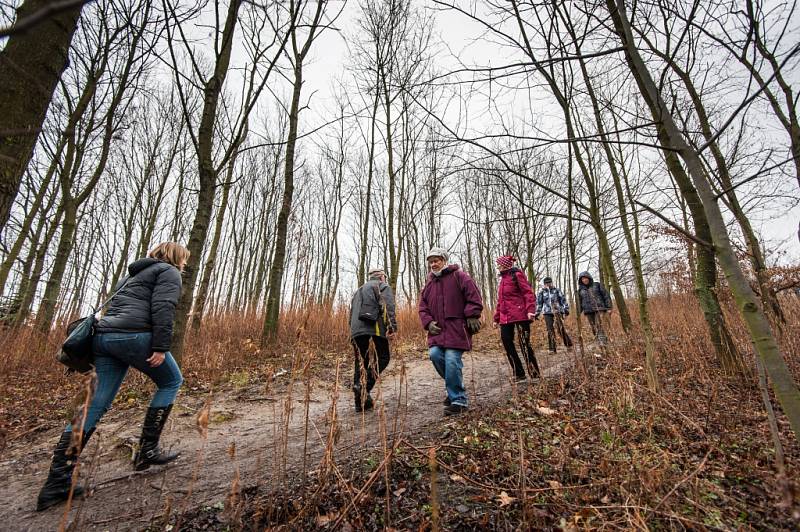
top-left (491, 255), bottom-right (539, 380)
top-left (36, 242), bottom-right (189, 512)
top-left (577, 271), bottom-right (612, 343)
top-left (349, 268), bottom-right (397, 412)
top-left (419, 247), bottom-right (484, 416)
top-left (534, 277), bottom-right (573, 353)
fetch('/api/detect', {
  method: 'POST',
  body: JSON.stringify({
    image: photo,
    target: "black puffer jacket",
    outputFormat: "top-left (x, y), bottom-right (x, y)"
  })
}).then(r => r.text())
top-left (577, 271), bottom-right (612, 314)
top-left (96, 258), bottom-right (182, 351)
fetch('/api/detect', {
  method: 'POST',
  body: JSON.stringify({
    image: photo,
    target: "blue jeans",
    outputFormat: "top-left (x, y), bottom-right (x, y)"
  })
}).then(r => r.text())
top-left (68, 332), bottom-right (183, 433)
top-left (429, 346), bottom-right (467, 407)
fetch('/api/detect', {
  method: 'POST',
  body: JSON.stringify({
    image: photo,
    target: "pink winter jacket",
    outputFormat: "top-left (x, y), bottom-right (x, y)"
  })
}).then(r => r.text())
top-left (493, 268), bottom-right (536, 325)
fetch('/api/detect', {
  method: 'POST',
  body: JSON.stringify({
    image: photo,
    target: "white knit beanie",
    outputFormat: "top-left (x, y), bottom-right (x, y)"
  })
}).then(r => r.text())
top-left (368, 268), bottom-right (385, 279)
top-left (426, 247), bottom-right (449, 262)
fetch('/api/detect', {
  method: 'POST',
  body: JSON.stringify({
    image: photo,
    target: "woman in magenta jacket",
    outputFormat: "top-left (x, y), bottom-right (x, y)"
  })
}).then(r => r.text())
top-left (492, 255), bottom-right (540, 380)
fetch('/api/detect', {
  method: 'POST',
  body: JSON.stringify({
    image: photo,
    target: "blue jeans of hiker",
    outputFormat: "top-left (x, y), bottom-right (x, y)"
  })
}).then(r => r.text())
top-left (429, 346), bottom-right (467, 407)
top-left (67, 332), bottom-right (183, 433)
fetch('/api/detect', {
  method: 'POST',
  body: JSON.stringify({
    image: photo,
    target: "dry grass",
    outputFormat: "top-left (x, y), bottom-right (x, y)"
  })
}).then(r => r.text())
top-left (2, 292), bottom-right (799, 444)
top-left (171, 293), bottom-right (800, 531)
top-left (2, 291), bottom-right (800, 530)
top-left (0, 303), bottom-right (426, 446)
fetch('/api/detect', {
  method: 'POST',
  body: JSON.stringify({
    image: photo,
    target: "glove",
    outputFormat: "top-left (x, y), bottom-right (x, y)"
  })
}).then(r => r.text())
top-left (466, 317), bottom-right (482, 334)
top-left (427, 321), bottom-right (442, 335)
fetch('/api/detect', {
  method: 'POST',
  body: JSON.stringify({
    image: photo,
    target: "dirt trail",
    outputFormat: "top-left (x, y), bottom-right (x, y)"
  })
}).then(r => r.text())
top-left (0, 345), bottom-right (577, 531)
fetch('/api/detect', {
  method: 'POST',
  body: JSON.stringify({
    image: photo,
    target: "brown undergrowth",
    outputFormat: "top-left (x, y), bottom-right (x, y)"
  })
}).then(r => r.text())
top-left (1, 293), bottom-right (798, 443)
top-left (177, 311), bottom-right (800, 530)
top-left (0, 304), bottom-right (425, 449)
top-left (2, 292), bottom-right (799, 530)
top-left (171, 292), bottom-right (800, 531)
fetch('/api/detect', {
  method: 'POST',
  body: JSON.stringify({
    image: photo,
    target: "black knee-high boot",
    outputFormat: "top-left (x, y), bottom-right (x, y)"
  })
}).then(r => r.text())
top-left (133, 405), bottom-right (180, 471)
top-left (36, 428), bottom-right (94, 511)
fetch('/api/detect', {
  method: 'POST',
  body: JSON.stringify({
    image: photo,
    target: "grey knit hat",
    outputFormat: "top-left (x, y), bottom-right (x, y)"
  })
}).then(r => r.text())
top-left (368, 268), bottom-right (386, 279)
top-left (426, 247), bottom-right (449, 262)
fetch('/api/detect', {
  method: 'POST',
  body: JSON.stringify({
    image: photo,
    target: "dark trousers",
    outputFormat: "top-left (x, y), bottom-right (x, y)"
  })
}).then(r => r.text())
top-left (500, 321), bottom-right (540, 378)
top-left (352, 335), bottom-right (391, 393)
top-left (585, 312), bottom-right (606, 341)
top-left (544, 314), bottom-right (573, 352)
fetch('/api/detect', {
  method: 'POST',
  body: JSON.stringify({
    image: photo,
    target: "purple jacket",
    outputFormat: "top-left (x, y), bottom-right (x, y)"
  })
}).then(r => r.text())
top-left (418, 265), bottom-right (484, 351)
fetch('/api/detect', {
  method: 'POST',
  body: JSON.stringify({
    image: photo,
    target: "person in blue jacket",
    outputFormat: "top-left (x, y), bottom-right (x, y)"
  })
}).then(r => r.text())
top-left (534, 277), bottom-right (573, 352)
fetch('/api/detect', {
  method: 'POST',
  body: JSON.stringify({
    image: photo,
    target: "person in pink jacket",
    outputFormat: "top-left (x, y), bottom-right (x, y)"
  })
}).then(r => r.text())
top-left (492, 255), bottom-right (540, 380)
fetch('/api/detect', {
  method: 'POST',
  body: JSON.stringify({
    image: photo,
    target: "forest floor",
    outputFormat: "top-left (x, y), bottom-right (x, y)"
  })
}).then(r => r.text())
top-left (2, 330), bottom-right (799, 531)
top-left (0, 336), bottom-right (574, 531)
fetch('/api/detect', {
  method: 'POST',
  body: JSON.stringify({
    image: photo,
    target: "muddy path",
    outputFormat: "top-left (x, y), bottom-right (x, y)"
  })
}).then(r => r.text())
top-left (0, 344), bottom-right (579, 531)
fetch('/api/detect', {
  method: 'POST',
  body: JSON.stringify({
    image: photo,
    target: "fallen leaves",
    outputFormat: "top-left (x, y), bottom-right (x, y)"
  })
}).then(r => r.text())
top-left (196, 396), bottom-right (212, 438)
top-left (536, 405), bottom-right (557, 416)
top-left (315, 512), bottom-right (337, 526)
top-left (497, 491), bottom-right (516, 507)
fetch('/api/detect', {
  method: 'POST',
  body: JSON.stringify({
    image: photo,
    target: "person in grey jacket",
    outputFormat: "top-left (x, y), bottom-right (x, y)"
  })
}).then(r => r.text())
top-left (534, 277), bottom-right (573, 353)
top-left (349, 268), bottom-right (397, 412)
top-left (578, 271), bottom-right (612, 341)
top-left (36, 242), bottom-right (189, 512)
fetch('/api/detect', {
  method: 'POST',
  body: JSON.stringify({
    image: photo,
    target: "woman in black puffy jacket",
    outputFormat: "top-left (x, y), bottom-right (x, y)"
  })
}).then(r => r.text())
top-left (36, 242), bottom-right (189, 511)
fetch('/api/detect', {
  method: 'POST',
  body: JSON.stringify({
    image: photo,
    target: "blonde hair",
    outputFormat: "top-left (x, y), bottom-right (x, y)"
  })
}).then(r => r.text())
top-left (149, 242), bottom-right (190, 271)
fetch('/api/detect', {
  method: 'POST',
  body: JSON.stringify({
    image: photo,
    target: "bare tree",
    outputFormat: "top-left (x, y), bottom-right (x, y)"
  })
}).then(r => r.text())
top-left (261, 0), bottom-right (335, 341)
top-left (164, 0), bottom-right (291, 359)
top-left (605, 0), bottom-right (800, 441)
top-left (0, 0), bottom-right (88, 232)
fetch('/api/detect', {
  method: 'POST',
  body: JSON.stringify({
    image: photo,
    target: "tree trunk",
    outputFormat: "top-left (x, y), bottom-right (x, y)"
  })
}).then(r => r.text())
top-left (571, 41), bottom-right (657, 387)
top-left (35, 200), bottom-right (76, 331)
top-left (260, 0), bottom-right (325, 342)
top-left (607, 0), bottom-right (800, 440)
top-left (171, 0), bottom-right (243, 362)
top-left (357, 91), bottom-right (379, 285)
top-left (384, 81), bottom-right (399, 291)
top-left (262, 63), bottom-right (303, 342)
top-left (647, 39), bottom-right (787, 325)
top-left (192, 156), bottom-right (236, 330)
top-left (0, 147), bottom-right (61, 294)
top-left (0, 0), bottom-right (85, 232)
top-left (13, 204), bottom-right (63, 325)
top-left (509, 0), bottom-right (632, 333)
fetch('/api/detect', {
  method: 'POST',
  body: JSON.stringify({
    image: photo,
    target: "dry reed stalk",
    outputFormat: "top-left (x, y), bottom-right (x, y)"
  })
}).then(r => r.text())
top-left (174, 393), bottom-right (213, 530)
top-left (755, 354), bottom-right (791, 506)
top-left (389, 342), bottom-right (410, 446)
top-left (330, 437), bottom-right (403, 529)
top-left (224, 441), bottom-right (243, 528)
top-left (429, 446), bottom-right (440, 532)
top-left (297, 345), bottom-right (317, 485)
top-left (289, 358), bottom-right (367, 527)
top-left (58, 370), bottom-right (95, 532)
top-left (518, 425), bottom-right (527, 529)
top-left (277, 345), bottom-right (302, 486)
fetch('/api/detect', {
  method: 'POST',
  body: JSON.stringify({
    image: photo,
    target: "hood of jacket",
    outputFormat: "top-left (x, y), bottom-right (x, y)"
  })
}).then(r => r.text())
top-left (578, 271), bottom-right (594, 288)
top-left (129, 257), bottom-right (162, 276)
top-left (428, 263), bottom-right (460, 281)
